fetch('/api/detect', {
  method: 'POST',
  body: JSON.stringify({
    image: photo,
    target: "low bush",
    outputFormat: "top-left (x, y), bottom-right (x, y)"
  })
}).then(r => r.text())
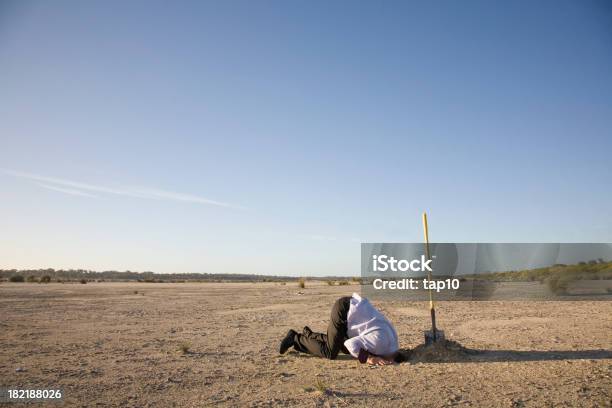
top-left (546, 276), bottom-right (569, 295)
top-left (9, 275), bottom-right (24, 283)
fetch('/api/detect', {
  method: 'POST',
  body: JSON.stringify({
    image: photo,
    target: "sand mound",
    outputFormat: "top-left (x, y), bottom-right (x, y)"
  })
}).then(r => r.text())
top-left (403, 340), bottom-right (474, 363)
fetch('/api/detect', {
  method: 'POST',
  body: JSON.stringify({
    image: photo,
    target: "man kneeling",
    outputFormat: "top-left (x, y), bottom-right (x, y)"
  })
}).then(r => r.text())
top-left (279, 293), bottom-right (400, 365)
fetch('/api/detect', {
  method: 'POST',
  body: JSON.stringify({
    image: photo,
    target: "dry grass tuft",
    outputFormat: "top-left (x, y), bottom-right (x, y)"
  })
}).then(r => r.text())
top-left (313, 378), bottom-right (330, 395)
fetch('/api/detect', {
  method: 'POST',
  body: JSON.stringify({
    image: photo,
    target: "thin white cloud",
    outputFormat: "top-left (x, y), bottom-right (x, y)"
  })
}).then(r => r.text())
top-left (131, 187), bottom-right (248, 210)
top-left (38, 184), bottom-right (99, 198)
top-left (3, 169), bottom-right (141, 197)
top-left (3, 169), bottom-right (245, 210)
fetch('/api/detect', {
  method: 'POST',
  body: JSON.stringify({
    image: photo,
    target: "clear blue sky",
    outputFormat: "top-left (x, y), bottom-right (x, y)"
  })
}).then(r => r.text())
top-left (1, 1), bottom-right (611, 275)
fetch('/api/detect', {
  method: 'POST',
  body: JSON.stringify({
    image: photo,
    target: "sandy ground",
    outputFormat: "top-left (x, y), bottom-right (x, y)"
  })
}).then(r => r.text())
top-left (0, 282), bottom-right (610, 407)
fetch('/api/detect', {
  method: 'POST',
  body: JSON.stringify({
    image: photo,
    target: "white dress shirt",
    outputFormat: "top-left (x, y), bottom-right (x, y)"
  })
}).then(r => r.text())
top-left (343, 293), bottom-right (399, 358)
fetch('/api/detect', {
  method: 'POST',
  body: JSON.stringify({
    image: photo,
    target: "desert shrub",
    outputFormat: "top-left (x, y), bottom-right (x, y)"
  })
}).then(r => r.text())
top-left (338, 280), bottom-right (350, 286)
top-left (546, 276), bottom-right (569, 295)
top-left (40, 275), bottom-right (51, 283)
top-left (326, 280), bottom-right (335, 286)
top-left (298, 278), bottom-right (306, 289)
top-left (10, 275), bottom-right (24, 283)
top-left (80, 279), bottom-right (87, 284)
top-left (26, 275), bottom-right (38, 283)
top-left (279, 282), bottom-right (286, 286)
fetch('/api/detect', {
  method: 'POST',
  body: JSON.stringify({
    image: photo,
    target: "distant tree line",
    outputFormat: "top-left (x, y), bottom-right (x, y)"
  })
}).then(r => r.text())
top-left (0, 268), bottom-right (301, 283)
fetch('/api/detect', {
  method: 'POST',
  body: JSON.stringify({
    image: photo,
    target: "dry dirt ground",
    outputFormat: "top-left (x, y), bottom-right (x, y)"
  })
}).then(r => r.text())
top-left (0, 282), bottom-right (610, 407)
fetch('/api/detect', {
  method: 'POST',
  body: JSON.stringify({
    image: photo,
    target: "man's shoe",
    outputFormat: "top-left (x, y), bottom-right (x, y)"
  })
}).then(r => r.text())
top-left (358, 348), bottom-right (369, 364)
top-left (279, 330), bottom-right (297, 354)
top-left (302, 326), bottom-right (312, 336)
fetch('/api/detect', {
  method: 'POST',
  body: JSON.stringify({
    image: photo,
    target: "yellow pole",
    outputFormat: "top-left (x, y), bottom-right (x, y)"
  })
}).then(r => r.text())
top-left (423, 212), bottom-right (438, 338)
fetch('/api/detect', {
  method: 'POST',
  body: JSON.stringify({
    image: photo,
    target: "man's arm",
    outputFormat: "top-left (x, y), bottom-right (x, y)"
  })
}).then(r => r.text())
top-left (344, 337), bottom-right (364, 359)
top-left (345, 336), bottom-right (397, 365)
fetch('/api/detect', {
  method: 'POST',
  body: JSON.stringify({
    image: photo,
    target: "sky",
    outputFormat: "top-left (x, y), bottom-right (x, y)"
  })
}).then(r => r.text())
top-left (1, 1), bottom-right (611, 275)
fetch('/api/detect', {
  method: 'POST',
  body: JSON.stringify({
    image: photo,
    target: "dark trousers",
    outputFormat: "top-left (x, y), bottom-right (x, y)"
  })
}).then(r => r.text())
top-left (293, 296), bottom-right (351, 360)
